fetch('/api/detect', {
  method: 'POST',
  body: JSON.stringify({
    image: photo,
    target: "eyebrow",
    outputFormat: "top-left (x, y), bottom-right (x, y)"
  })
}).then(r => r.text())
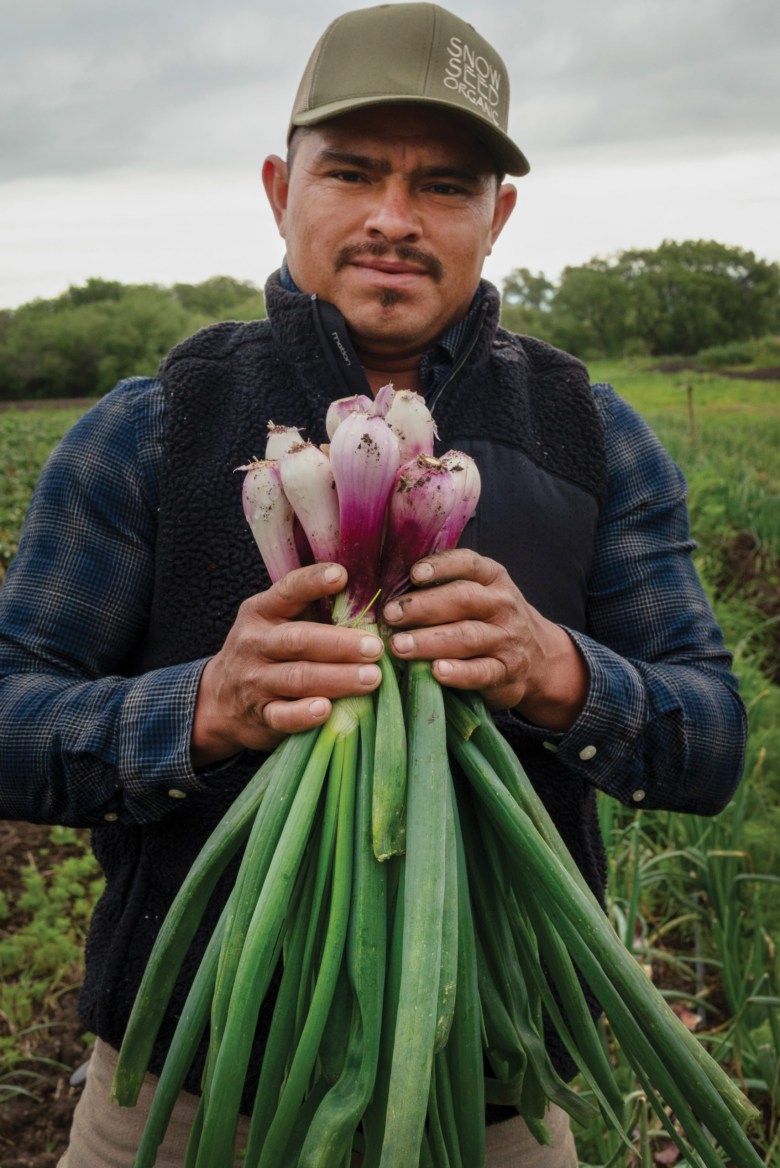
top-left (313, 148), bottom-right (485, 186)
top-left (315, 149), bottom-right (393, 174)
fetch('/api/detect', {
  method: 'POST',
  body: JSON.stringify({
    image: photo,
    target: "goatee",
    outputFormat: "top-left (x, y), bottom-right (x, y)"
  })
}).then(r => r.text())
top-left (379, 289), bottom-right (403, 308)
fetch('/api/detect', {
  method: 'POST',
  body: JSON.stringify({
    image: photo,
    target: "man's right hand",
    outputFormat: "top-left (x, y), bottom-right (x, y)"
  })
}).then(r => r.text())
top-left (191, 563), bottom-right (383, 766)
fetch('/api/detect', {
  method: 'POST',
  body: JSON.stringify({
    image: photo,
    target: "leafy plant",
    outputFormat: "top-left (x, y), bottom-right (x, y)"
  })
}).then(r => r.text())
top-left (0, 827), bottom-right (103, 1038)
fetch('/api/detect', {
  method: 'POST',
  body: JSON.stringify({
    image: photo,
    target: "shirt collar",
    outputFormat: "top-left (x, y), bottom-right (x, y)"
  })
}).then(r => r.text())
top-left (279, 258), bottom-right (482, 393)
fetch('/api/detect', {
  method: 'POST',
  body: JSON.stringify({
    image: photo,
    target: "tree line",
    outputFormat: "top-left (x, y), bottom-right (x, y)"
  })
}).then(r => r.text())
top-left (500, 240), bottom-right (779, 359)
top-left (1, 241), bottom-right (778, 402)
top-left (0, 277), bottom-right (265, 402)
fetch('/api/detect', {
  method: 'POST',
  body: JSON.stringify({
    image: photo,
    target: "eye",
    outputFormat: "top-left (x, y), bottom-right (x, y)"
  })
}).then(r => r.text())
top-left (332, 170), bottom-right (369, 184)
top-left (422, 179), bottom-right (476, 198)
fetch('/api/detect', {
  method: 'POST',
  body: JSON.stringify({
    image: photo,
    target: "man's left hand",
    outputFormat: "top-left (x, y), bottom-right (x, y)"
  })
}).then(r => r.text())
top-left (381, 549), bottom-right (588, 732)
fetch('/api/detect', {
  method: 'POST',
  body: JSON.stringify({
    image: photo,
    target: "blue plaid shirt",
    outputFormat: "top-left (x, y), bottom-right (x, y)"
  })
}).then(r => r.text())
top-left (0, 327), bottom-right (746, 827)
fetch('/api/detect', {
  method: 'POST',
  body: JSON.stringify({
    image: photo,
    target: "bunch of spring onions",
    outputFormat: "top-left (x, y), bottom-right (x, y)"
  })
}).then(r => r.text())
top-left (112, 388), bottom-right (762, 1168)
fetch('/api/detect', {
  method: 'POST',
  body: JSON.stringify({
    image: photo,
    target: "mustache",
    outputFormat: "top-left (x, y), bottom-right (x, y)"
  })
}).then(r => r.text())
top-left (335, 242), bottom-right (444, 282)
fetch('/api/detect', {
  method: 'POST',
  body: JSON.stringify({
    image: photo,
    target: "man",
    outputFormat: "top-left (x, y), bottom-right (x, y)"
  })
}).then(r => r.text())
top-left (0, 4), bottom-right (746, 1166)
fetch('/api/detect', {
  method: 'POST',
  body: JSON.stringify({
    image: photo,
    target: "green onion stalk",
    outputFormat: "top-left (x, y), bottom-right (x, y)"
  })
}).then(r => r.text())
top-left (113, 389), bottom-right (762, 1167)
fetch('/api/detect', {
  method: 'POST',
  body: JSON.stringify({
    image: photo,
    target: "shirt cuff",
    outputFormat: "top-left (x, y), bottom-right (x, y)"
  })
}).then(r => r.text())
top-left (508, 628), bottom-right (652, 806)
top-left (115, 658), bottom-right (251, 822)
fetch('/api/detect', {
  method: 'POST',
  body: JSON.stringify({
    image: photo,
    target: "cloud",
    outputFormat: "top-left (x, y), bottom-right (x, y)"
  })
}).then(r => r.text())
top-left (499, 0), bottom-right (780, 156)
top-left (0, 4), bottom-right (304, 178)
top-left (2, 0), bottom-right (778, 183)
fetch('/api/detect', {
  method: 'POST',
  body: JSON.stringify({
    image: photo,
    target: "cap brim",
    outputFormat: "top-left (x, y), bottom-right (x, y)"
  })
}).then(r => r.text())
top-left (290, 95), bottom-right (530, 177)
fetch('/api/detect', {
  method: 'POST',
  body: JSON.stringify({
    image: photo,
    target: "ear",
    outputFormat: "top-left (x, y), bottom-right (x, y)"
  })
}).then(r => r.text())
top-left (487, 182), bottom-right (518, 253)
top-left (262, 155), bottom-right (290, 237)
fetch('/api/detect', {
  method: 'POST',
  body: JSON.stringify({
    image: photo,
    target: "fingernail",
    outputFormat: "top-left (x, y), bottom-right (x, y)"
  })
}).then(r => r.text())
top-left (435, 659), bottom-right (453, 677)
top-left (323, 565), bottom-right (343, 583)
top-left (358, 664), bottom-right (381, 685)
top-left (412, 561), bottom-right (434, 582)
top-left (309, 699), bottom-right (328, 717)
top-left (392, 633), bottom-right (415, 654)
top-left (359, 634), bottom-right (383, 658)
top-left (384, 601), bottom-right (403, 623)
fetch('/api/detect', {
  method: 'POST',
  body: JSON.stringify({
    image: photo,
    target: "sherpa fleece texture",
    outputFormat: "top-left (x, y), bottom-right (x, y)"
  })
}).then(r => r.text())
top-left (80, 273), bottom-right (607, 1112)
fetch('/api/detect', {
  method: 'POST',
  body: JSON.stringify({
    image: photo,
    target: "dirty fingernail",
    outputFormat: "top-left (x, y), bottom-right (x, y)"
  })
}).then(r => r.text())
top-left (412, 561), bottom-right (434, 581)
top-left (323, 565), bottom-right (343, 583)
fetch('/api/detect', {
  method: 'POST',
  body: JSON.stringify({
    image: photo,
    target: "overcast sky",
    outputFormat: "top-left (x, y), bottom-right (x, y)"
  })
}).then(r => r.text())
top-left (2, 0), bottom-right (779, 308)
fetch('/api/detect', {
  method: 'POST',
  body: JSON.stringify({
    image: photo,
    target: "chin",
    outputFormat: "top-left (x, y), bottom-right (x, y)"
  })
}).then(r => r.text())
top-left (357, 312), bottom-right (427, 351)
top-left (333, 285), bottom-right (442, 353)
top-left (366, 290), bottom-right (432, 327)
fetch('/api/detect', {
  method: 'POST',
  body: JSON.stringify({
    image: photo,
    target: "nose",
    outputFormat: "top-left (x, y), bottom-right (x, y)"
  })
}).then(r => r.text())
top-left (363, 180), bottom-right (421, 243)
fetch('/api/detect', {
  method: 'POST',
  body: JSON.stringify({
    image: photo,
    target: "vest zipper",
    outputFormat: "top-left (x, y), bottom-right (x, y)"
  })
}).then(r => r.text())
top-left (426, 298), bottom-right (491, 417)
top-left (310, 294), bottom-right (372, 398)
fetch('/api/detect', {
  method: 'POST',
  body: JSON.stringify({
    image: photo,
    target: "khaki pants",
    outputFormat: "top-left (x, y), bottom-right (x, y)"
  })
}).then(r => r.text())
top-left (58, 1038), bottom-right (578, 1167)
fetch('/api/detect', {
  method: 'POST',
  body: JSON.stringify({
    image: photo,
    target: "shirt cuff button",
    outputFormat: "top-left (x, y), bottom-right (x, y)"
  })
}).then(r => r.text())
top-left (542, 741), bottom-right (559, 753)
top-left (578, 744), bottom-right (597, 761)
top-left (103, 812), bottom-right (119, 822)
top-left (168, 789), bottom-right (188, 799)
top-left (632, 789), bottom-right (646, 802)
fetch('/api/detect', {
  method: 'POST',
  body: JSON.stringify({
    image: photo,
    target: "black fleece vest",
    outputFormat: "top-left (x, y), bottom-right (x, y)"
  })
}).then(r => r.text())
top-left (80, 274), bottom-right (608, 1103)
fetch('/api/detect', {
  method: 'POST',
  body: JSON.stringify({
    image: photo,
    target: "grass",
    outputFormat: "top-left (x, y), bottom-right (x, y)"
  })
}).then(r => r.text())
top-left (0, 368), bottom-right (779, 1163)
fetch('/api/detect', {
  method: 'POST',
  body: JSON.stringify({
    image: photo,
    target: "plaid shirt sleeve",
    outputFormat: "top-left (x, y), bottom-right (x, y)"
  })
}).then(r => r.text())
top-left (0, 377), bottom-right (242, 828)
top-left (515, 383), bottom-right (747, 815)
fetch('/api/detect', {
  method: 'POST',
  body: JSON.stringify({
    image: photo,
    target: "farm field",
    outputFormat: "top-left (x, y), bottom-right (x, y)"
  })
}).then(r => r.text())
top-left (0, 363), bottom-right (779, 1166)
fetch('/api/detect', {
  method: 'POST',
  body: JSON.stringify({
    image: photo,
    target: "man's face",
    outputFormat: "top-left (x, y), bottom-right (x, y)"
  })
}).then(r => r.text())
top-left (263, 106), bottom-right (516, 362)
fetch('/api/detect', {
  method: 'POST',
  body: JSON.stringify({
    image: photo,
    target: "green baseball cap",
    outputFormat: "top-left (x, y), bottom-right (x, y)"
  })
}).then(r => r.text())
top-left (289, 3), bottom-right (530, 176)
